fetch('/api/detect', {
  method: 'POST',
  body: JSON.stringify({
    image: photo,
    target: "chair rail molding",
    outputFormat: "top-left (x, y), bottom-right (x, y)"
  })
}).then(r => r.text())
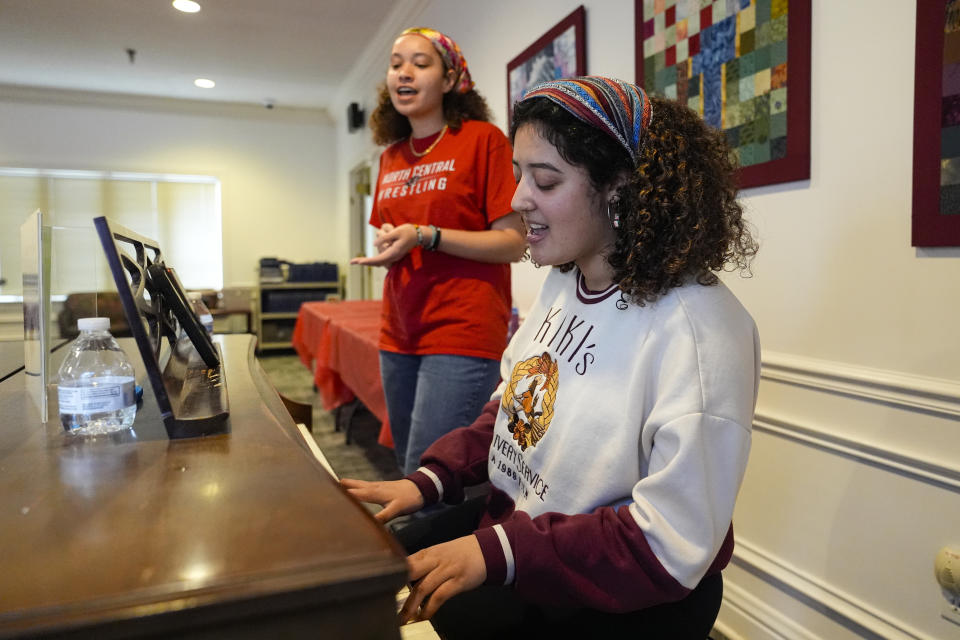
top-left (761, 351), bottom-right (960, 420)
top-left (752, 412), bottom-right (960, 492)
top-left (729, 539), bottom-right (930, 640)
top-left (717, 579), bottom-right (822, 640)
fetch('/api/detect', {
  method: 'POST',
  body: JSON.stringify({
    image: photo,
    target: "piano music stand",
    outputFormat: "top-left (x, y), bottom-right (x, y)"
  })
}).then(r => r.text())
top-left (93, 216), bottom-right (230, 439)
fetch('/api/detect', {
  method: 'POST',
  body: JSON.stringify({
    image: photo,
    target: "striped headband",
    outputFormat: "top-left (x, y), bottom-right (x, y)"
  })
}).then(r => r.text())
top-left (520, 76), bottom-right (653, 165)
top-left (401, 27), bottom-right (474, 94)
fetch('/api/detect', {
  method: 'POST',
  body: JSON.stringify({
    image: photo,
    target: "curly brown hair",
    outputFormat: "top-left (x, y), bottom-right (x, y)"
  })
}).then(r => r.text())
top-left (369, 83), bottom-right (493, 146)
top-left (510, 95), bottom-right (757, 306)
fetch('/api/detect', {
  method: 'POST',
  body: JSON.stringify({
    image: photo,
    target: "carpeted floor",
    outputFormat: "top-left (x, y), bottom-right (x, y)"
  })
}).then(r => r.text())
top-left (257, 352), bottom-right (402, 483)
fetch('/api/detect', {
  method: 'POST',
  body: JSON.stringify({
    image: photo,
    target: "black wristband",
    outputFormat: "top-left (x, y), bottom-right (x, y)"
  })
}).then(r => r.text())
top-left (427, 224), bottom-right (441, 251)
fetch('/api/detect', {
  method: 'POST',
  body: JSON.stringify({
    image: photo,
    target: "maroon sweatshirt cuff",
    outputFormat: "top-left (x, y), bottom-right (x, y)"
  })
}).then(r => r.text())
top-left (406, 468), bottom-right (441, 506)
top-left (474, 527), bottom-right (509, 586)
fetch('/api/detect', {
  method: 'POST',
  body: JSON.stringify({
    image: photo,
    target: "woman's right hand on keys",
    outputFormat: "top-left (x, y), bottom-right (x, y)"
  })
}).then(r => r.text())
top-left (340, 478), bottom-right (425, 523)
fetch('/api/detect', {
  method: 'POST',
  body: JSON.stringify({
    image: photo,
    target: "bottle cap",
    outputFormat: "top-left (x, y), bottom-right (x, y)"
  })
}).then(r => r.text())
top-left (77, 317), bottom-right (110, 331)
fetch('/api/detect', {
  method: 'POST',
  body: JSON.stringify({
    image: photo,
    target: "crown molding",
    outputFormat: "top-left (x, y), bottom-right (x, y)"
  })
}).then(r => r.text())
top-left (0, 83), bottom-right (333, 125)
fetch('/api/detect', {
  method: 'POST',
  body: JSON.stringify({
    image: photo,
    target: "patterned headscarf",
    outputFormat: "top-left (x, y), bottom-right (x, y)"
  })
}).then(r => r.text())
top-left (401, 27), bottom-right (474, 94)
top-left (520, 76), bottom-right (653, 165)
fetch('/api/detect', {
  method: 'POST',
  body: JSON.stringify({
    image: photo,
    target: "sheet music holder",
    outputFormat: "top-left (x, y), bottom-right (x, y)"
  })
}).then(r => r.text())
top-left (93, 216), bottom-right (230, 439)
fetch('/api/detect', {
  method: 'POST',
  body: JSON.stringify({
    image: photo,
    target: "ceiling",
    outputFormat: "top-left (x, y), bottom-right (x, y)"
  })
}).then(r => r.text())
top-left (0, 0), bottom-right (401, 111)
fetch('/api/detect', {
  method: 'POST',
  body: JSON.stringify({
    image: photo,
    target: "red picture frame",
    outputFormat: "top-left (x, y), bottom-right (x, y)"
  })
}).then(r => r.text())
top-left (506, 6), bottom-right (587, 127)
top-left (913, 0), bottom-right (960, 246)
top-left (634, 0), bottom-right (811, 189)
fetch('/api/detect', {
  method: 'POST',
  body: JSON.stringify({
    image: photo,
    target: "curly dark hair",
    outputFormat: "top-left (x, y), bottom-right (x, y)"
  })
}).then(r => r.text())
top-left (369, 83), bottom-right (493, 146)
top-left (510, 95), bottom-right (757, 306)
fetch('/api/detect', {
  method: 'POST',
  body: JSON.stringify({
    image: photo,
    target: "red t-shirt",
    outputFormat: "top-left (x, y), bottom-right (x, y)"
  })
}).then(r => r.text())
top-left (370, 120), bottom-right (515, 360)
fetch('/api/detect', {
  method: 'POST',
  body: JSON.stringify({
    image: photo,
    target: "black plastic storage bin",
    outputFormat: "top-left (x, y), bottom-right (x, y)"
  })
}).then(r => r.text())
top-left (286, 262), bottom-right (338, 283)
top-left (262, 289), bottom-right (330, 313)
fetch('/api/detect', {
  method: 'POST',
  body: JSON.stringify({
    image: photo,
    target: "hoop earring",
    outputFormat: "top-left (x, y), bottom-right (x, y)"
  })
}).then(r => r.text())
top-left (607, 200), bottom-right (621, 229)
top-left (521, 247), bottom-right (541, 268)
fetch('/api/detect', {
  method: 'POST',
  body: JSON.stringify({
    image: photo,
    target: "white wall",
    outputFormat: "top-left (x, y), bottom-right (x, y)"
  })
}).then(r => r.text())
top-left (0, 89), bottom-right (340, 288)
top-left (333, 1), bottom-right (960, 638)
top-left (720, 2), bottom-right (960, 638)
top-left (6, 1), bottom-right (955, 635)
top-left (734, 2), bottom-right (960, 382)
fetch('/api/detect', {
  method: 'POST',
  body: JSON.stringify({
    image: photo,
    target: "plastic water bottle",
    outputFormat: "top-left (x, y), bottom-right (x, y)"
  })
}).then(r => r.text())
top-left (57, 317), bottom-right (137, 434)
top-left (187, 292), bottom-right (214, 335)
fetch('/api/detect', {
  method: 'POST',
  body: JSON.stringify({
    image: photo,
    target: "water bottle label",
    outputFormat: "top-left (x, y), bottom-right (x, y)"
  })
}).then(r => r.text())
top-left (58, 377), bottom-right (136, 414)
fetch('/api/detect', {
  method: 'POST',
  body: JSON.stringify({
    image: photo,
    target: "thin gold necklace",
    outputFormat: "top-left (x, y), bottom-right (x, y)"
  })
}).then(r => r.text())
top-left (409, 124), bottom-right (448, 158)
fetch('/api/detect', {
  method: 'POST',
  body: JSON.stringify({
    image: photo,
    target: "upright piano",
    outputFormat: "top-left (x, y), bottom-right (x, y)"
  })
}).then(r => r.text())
top-left (0, 334), bottom-right (407, 639)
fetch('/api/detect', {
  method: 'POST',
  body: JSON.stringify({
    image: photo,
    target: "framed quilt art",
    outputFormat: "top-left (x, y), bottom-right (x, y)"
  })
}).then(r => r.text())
top-left (913, 0), bottom-right (960, 246)
top-left (507, 6), bottom-right (587, 127)
top-left (635, 0), bottom-right (811, 189)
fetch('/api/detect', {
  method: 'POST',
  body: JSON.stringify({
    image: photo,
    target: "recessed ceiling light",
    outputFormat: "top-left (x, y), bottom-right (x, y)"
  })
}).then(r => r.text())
top-left (173, 0), bottom-right (201, 13)
top-left (194, 78), bottom-right (215, 89)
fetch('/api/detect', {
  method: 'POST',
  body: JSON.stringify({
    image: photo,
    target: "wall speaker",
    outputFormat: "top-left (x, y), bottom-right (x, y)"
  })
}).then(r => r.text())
top-left (347, 102), bottom-right (366, 133)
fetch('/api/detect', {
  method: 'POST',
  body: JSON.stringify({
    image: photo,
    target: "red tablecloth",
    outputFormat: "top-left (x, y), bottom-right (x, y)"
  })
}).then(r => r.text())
top-left (291, 300), bottom-right (393, 447)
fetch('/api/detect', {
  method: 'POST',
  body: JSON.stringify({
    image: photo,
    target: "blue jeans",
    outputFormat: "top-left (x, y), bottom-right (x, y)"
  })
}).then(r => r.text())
top-left (380, 351), bottom-right (501, 476)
